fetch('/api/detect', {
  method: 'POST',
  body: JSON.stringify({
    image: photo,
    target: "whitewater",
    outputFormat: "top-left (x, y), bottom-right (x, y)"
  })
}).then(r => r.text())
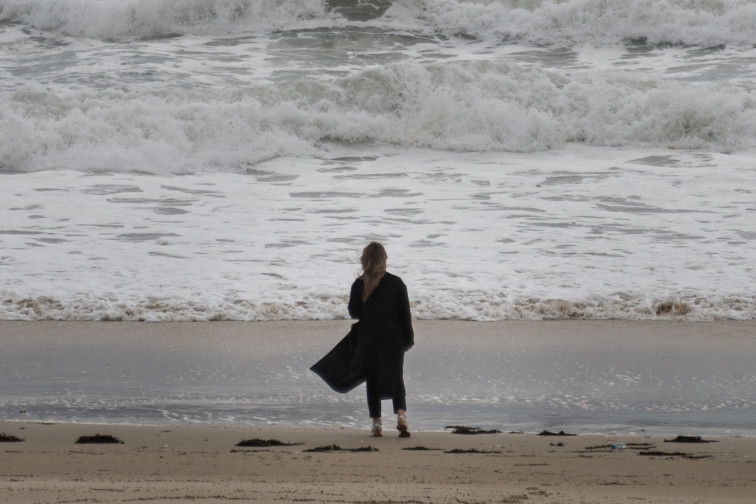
top-left (2, 0), bottom-right (755, 322)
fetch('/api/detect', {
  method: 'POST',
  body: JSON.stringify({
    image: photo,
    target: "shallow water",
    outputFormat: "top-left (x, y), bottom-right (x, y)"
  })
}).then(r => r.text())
top-left (2, 146), bottom-right (755, 321)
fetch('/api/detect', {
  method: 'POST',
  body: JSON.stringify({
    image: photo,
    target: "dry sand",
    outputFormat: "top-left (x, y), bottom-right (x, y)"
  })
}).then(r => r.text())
top-left (1, 421), bottom-right (754, 503)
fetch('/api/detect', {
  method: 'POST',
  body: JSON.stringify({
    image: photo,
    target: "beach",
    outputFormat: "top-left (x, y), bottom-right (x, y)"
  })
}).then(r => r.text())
top-left (1, 320), bottom-right (755, 502)
top-left (1, 421), bottom-right (755, 503)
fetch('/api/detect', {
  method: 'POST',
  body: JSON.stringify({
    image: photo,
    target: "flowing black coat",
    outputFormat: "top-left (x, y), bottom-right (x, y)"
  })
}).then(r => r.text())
top-left (310, 272), bottom-right (414, 396)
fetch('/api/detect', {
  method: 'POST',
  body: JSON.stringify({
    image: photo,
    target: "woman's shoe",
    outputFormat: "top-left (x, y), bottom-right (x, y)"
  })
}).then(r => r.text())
top-left (371, 422), bottom-right (383, 437)
top-left (397, 414), bottom-right (410, 438)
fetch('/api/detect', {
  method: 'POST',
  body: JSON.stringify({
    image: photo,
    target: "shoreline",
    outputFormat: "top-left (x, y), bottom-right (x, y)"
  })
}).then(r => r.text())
top-left (2, 418), bottom-right (756, 439)
top-left (2, 421), bottom-right (755, 503)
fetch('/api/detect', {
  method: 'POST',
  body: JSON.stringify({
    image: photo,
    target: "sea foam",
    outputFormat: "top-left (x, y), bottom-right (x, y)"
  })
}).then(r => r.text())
top-left (2, 147), bottom-right (755, 322)
top-left (3, 61), bottom-right (756, 174)
top-left (4, 0), bottom-right (756, 48)
top-left (389, 0), bottom-right (756, 47)
top-left (0, 0), bottom-right (331, 38)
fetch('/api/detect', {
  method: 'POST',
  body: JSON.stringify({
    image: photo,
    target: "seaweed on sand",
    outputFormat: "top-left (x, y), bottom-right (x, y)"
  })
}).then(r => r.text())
top-left (235, 438), bottom-right (304, 447)
top-left (304, 444), bottom-right (378, 453)
top-left (75, 434), bottom-right (124, 444)
top-left (0, 433), bottom-right (24, 442)
top-left (445, 425), bottom-right (501, 435)
top-left (538, 430), bottom-right (576, 436)
top-left (444, 448), bottom-right (501, 454)
top-left (583, 442), bottom-right (656, 452)
top-left (664, 435), bottom-right (716, 443)
top-left (639, 450), bottom-right (712, 460)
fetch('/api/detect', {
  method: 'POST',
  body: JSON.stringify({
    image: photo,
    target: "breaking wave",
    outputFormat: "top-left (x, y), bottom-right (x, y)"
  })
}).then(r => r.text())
top-left (3, 61), bottom-right (756, 174)
top-left (389, 0), bottom-right (756, 48)
top-left (2, 0), bottom-right (755, 47)
top-left (0, 0), bottom-right (331, 39)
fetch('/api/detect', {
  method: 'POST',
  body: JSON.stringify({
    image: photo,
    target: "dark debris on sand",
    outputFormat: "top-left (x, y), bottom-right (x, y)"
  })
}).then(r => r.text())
top-left (583, 442), bottom-right (656, 452)
top-left (353, 500), bottom-right (427, 504)
top-left (304, 444), bottom-right (378, 453)
top-left (235, 438), bottom-right (304, 447)
top-left (639, 450), bottom-right (712, 460)
top-left (444, 448), bottom-right (501, 454)
top-left (664, 435), bottom-right (717, 443)
top-left (0, 433), bottom-right (24, 442)
top-left (75, 434), bottom-right (124, 444)
top-left (402, 446), bottom-right (443, 451)
top-left (445, 425), bottom-right (501, 435)
top-left (538, 430), bottom-right (577, 436)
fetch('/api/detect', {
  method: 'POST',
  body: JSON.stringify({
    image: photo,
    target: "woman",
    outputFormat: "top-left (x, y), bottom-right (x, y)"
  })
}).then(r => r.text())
top-left (348, 242), bottom-right (414, 438)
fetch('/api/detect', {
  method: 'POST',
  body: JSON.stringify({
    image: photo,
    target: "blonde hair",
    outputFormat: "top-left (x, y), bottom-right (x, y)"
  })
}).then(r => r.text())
top-left (360, 242), bottom-right (387, 302)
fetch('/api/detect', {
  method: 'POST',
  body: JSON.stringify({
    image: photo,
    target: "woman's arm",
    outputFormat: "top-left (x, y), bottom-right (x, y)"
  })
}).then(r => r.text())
top-left (398, 281), bottom-right (414, 350)
top-left (347, 278), bottom-right (363, 319)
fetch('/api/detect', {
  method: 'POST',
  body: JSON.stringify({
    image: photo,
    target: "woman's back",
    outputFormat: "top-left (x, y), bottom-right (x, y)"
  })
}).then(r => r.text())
top-left (349, 272), bottom-right (413, 355)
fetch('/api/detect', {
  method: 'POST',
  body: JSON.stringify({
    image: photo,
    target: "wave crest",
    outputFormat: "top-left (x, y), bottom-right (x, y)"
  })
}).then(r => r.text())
top-left (3, 61), bottom-right (756, 173)
top-left (4, 0), bottom-right (756, 46)
top-left (0, 0), bottom-right (330, 38)
top-left (391, 0), bottom-right (756, 47)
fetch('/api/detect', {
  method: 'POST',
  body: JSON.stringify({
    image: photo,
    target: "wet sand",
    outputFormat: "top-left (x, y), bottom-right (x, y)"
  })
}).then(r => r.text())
top-left (1, 420), bottom-right (754, 503)
top-left (1, 320), bottom-right (755, 434)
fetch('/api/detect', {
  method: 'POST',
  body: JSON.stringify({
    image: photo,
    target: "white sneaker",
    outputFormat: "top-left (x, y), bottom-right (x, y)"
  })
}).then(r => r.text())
top-left (397, 414), bottom-right (410, 438)
top-left (371, 422), bottom-right (383, 437)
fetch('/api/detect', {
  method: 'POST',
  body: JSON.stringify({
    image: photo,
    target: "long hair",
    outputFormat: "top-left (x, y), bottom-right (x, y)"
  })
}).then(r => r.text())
top-left (360, 242), bottom-right (387, 302)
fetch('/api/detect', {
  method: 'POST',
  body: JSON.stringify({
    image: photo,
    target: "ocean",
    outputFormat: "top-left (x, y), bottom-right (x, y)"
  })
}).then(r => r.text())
top-left (1, 0), bottom-right (755, 434)
top-left (2, 0), bottom-right (755, 322)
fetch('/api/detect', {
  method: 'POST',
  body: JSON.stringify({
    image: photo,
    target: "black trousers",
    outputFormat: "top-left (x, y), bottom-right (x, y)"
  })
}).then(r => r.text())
top-left (366, 373), bottom-right (406, 418)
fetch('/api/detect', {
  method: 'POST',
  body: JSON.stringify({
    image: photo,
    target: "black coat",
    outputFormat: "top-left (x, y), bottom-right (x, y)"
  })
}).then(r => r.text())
top-left (309, 322), bottom-right (364, 393)
top-left (310, 273), bottom-right (414, 396)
